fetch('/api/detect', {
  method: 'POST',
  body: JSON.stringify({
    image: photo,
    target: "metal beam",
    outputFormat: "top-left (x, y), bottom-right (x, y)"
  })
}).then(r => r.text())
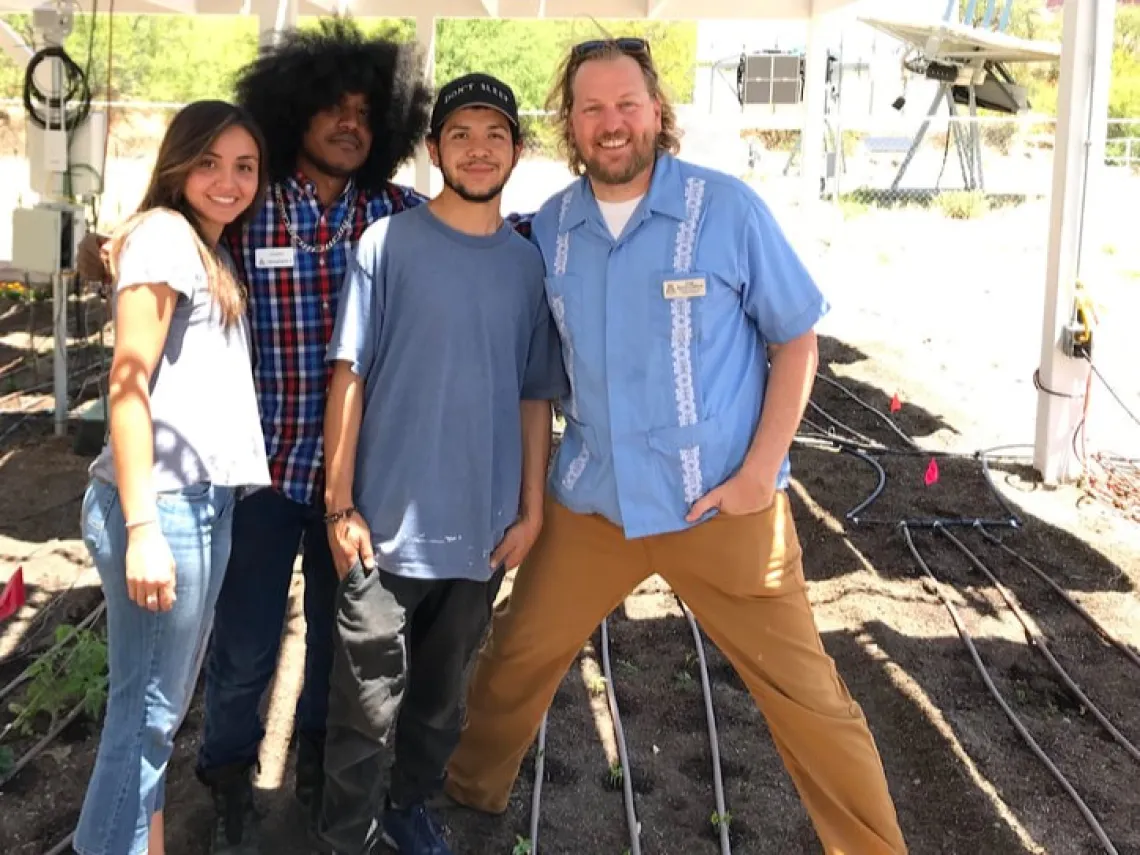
top-left (1033, 0), bottom-right (1116, 483)
top-left (0, 18), bottom-right (33, 69)
top-left (800, 4), bottom-right (830, 207)
top-left (413, 13), bottom-right (435, 196)
top-left (0, 0), bottom-right (826, 18)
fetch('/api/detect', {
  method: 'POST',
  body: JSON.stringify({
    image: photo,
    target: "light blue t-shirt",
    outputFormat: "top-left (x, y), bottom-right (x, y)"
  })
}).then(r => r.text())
top-left (328, 203), bottom-right (568, 582)
top-left (532, 153), bottom-right (829, 539)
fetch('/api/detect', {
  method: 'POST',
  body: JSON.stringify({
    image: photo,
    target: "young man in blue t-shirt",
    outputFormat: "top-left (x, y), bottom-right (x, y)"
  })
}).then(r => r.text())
top-left (315, 73), bottom-right (567, 855)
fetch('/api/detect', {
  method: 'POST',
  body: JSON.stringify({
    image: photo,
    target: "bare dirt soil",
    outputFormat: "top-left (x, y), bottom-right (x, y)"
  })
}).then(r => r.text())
top-left (2, 328), bottom-right (1138, 855)
top-left (2, 188), bottom-right (1140, 855)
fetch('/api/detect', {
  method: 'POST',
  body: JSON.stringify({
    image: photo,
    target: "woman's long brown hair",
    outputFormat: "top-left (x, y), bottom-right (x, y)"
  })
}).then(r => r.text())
top-left (106, 100), bottom-right (268, 325)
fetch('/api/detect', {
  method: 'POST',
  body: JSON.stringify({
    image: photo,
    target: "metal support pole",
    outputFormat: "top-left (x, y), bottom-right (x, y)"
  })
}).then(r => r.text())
top-left (52, 272), bottom-right (67, 436)
top-left (1033, 0), bottom-right (1116, 483)
top-left (800, 5), bottom-right (830, 206)
top-left (414, 14), bottom-right (436, 196)
top-left (891, 84), bottom-right (948, 192)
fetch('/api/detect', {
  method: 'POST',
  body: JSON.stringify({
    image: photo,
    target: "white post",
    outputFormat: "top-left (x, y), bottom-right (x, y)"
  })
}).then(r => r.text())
top-left (1033, 0), bottom-right (1115, 483)
top-left (253, 0), bottom-right (297, 49)
top-left (800, 5), bottom-right (829, 207)
top-left (52, 271), bottom-right (67, 436)
top-left (414, 14), bottom-right (436, 195)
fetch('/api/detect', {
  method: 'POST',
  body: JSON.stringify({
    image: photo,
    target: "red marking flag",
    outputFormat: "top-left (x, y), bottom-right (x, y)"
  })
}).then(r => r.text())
top-left (0, 566), bottom-right (26, 622)
top-left (890, 394), bottom-right (902, 414)
top-left (924, 458), bottom-right (940, 487)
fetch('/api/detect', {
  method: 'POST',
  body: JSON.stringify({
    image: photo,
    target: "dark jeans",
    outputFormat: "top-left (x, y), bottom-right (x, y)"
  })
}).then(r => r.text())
top-left (317, 561), bottom-right (504, 855)
top-left (195, 487), bottom-right (339, 777)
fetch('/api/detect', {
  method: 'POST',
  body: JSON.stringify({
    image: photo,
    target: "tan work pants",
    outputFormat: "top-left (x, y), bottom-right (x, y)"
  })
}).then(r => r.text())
top-left (446, 493), bottom-right (907, 855)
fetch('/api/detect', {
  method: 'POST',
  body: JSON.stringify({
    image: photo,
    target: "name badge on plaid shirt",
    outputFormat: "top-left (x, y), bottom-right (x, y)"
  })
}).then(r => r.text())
top-left (255, 247), bottom-right (296, 270)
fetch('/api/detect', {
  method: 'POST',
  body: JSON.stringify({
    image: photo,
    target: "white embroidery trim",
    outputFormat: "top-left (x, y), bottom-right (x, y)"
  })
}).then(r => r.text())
top-left (670, 299), bottom-right (697, 428)
top-left (553, 190), bottom-right (573, 276)
top-left (672, 177), bottom-right (706, 505)
top-left (562, 446), bottom-right (591, 491)
top-left (679, 446), bottom-right (703, 505)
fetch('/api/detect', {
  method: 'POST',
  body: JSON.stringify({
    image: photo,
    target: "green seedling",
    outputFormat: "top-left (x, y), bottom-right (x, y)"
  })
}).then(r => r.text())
top-left (8, 624), bottom-right (107, 736)
top-left (607, 760), bottom-right (623, 788)
top-left (512, 835), bottom-right (533, 855)
top-left (674, 670), bottom-right (695, 688)
top-left (586, 674), bottom-right (607, 696)
top-left (710, 810), bottom-right (733, 830)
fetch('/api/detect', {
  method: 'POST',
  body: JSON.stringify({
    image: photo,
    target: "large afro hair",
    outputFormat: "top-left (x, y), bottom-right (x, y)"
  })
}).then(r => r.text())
top-left (234, 17), bottom-right (433, 193)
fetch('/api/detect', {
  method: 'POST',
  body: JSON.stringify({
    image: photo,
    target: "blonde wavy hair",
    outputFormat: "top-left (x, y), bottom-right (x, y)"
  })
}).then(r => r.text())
top-left (106, 100), bottom-right (268, 325)
top-left (545, 38), bottom-right (682, 176)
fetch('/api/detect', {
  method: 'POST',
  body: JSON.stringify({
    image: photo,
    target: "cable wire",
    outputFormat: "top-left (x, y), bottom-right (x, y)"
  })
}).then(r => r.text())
top-left (900, 524), bottom-right (1118, 854)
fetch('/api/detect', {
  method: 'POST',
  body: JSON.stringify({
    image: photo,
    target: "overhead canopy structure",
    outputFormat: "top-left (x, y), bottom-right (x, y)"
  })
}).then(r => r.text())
top-left (0, 0), bottom-right (864, 20)
top-left (0, 0), bottom-right (1116, 491)
top-left (858, 15), bottom-right (1062, 63)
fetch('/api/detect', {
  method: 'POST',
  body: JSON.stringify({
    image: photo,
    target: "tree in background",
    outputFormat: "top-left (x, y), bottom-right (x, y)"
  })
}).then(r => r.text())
top-left (0, 7), bottom-right (1134, 144)
top-left (433, 18), bottom-right (696, 153)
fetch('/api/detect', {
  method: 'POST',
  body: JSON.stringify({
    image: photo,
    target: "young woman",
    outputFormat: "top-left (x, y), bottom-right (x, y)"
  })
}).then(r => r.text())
top-left (74, 100), bottom-right (270, 855)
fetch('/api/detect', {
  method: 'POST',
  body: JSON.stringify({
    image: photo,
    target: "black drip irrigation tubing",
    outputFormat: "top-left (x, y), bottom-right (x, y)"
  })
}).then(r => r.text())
top-left (533, 610), bottom-right (732, 855)
top-left (938, 526), bottom-right (1140, 766)
top-left (529, 712), bottom-right (548, 853)
top-left (0, 699), bottom-right (87, 791)
top-left (806, 400), bottom-right (880, 448)
top-left (900, 524), bottom-right (1119, 855)
top-left (807, 378), bottom-right (1138, 850)
top-left (680, 601), bottom-right (732, 855)
top-left (599, 617), bottom-right (642, 855)
top-left (814, 373), bottom-right (921, 450)
top-left (976, 526), bottom-right (1140, 673)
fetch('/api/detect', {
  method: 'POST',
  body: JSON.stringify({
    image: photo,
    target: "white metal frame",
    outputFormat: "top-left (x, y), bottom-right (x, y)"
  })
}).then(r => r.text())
top-left (1033, 0), bottom-right (1116, 484)
top-left (0, 0), bottom-right (1116, 486)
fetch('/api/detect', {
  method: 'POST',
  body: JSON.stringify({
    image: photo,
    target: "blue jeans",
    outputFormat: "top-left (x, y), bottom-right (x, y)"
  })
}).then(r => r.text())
top-left (74, 478), bottom-right (236, 855)
top-left (196, 486), bottom-right (338, 775)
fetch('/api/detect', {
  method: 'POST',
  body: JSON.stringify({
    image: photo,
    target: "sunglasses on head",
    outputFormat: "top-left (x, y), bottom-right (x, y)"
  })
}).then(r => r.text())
top-left (571, 37), bottom-right (651, 58)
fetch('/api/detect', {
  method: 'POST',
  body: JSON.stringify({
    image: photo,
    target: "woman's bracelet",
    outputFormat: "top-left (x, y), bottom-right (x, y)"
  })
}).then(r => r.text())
top-left (324, 506), bottom-right (356, 525)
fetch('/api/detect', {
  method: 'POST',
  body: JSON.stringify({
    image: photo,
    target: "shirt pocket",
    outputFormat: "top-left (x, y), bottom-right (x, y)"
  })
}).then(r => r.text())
top-left (554, 413), bottom-right (601, 499)
top-left (645, 412), bottom-right (731, 515)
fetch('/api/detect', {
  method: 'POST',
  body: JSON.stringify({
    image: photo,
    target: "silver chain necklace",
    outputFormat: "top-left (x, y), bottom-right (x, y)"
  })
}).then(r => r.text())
top-left (274, 183), bottom-right (357, 254)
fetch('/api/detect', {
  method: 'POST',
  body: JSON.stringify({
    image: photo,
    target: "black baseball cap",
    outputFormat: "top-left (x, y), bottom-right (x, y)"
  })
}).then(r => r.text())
top-left (430, 73), bottom-right (520, 138)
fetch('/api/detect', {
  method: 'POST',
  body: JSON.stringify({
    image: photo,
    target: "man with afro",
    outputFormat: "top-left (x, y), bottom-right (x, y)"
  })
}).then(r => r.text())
top-left (192, 18), bottom-right (433, 854)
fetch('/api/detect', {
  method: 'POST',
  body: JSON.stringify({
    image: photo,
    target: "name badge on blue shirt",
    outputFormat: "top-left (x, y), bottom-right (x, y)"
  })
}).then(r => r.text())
top-left (663, 276), bottom-right (706, 299)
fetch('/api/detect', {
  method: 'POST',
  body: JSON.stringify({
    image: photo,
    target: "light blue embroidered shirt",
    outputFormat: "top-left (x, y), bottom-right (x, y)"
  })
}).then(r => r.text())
top-left (532, 153), bottom-right (829, 539)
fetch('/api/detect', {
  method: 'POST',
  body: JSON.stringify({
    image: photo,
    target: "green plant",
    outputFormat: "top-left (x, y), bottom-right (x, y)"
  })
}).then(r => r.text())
top-left (7, 624), bottom-right (108, 736)
top-left (935, 190), bottom-right (989, 220)
top-left (710, 810), bottom-right (733, 829)
top-left (981, 122), bottom-right (1018, 156)
top-left (586, 673), bottom-right (607, 696)
top-left (674, 669), bottom-right (695, 688)
top-left (607, 760), bottom-right (623, 788)
top-left (512, 835), bottom-right (534, 855)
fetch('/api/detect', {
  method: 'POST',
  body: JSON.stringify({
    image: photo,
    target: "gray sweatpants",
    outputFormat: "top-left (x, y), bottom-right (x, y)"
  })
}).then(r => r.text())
top-left (315, 560), bottom-right (504, 855)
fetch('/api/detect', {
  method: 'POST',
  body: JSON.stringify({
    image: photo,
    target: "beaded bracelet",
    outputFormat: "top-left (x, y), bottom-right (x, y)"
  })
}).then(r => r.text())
top-left (324, 506), bottom-right (357, 525)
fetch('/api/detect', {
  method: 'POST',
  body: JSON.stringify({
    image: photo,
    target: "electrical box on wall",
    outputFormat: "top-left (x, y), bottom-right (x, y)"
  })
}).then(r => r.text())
top-left (11, 205), bottom-right (80, 276)
top-left (26, 108), bottom-right (107, 199)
